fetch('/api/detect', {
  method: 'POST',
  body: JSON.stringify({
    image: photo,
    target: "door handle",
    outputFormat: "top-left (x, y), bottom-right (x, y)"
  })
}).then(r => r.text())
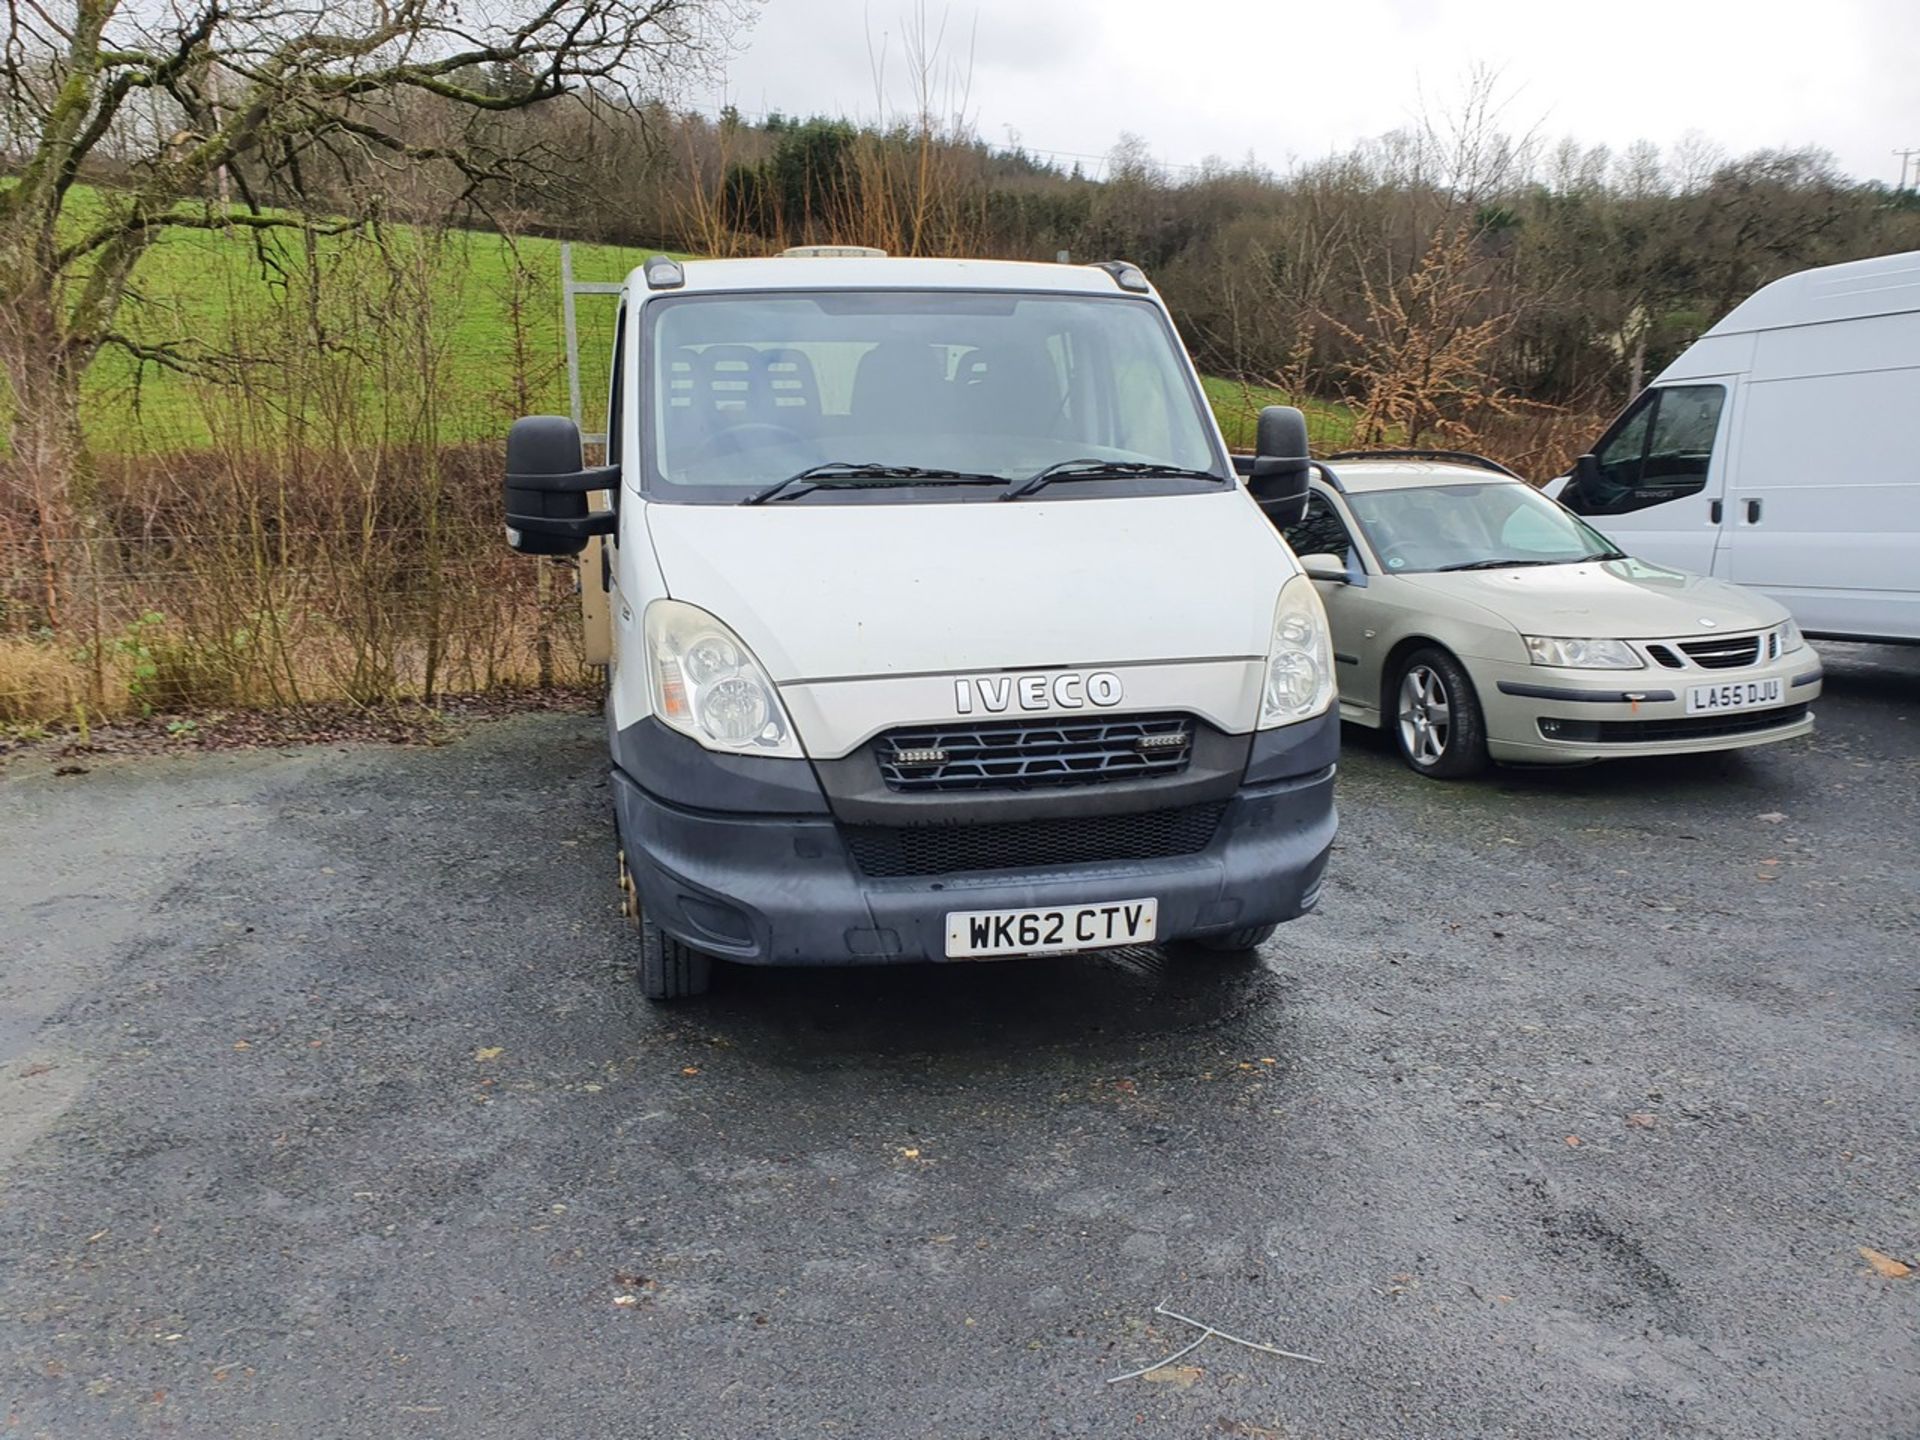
top-left (1709, 499), bottom-right (1722, 524)
top-left (1745, 498), bottom-right (1762, 524)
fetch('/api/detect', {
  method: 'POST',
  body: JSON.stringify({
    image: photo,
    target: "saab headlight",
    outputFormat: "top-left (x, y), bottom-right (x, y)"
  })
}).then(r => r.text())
top-left (1260, 574), bottom-right (1336, 727)
top-left (644, 600), bottom-right (799, 756)
top-left (1523, 635), bottom-right (1644, 670)
top-left (1775, 618), bottom-right (1805, 656)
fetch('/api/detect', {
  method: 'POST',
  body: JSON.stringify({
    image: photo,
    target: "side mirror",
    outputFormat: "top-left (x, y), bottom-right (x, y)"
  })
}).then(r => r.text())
top-left (1297, 552), bottom-right (1349, 584)
top-left (504, 416), bottom-right (618, 557)
top-left (1557, 452), bottom-right (1601, 513)
top-left (1247, 404), bottom-right (1311, 529)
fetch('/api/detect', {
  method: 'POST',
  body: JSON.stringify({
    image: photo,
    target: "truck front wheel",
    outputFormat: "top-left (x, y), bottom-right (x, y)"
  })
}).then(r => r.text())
top-left (1184, 923), bottom-right (1279, 955)
top-left (619, 849), bottom-right (713, 1001)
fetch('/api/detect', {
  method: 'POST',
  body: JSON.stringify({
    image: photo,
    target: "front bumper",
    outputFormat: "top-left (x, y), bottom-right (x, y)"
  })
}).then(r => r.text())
top-left (1478, 653), bottom-right (1823, 763)
top-left (612, 714), bottom-right (1338, 967)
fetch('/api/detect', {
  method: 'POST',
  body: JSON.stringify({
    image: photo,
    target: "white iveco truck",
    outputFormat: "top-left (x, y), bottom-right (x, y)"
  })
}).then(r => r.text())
top-left (504, 249), bottom-right (1338, 999)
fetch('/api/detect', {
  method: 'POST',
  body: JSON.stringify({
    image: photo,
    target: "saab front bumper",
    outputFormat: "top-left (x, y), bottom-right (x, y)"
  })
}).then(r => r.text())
top-left (1478, 651), bottom-right (1822, 763)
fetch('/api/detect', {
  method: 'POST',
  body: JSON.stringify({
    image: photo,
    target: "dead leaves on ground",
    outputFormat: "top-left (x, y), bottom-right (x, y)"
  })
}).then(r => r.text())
top-left (1859, 1247), bottom-right (1911, 1279)
top-left (1140, 1363), bottom-right (1205, 1386)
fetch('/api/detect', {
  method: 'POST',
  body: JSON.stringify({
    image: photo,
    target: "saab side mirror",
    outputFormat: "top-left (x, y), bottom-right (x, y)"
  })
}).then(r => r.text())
top-left (1248, 404), bottom-right (1311, 529)
top-left (1297, 553), bottom-right (1349, 584)
top-left (504, 416), bottom-right (618, 557)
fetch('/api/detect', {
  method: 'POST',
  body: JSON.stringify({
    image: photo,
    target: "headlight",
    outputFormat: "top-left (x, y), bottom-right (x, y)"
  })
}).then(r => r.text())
top-left (1523, 635), bottom-right (1643, 670)
top-left (1260, 573), bottom-right (1336, 727)
top-left (1775, 618), bottom-right (1805, 655)
top-left (644, 599), bottom-right (800, 756)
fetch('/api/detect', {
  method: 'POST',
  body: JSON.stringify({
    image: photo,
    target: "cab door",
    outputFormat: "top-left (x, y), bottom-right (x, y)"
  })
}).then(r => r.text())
top-left (1560, 382), bottom-right (1734, 575)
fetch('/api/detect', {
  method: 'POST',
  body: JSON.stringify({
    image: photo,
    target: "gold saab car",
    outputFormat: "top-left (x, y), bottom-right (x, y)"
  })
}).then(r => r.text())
top-left (1278, 451), bottom-right (1823, 777)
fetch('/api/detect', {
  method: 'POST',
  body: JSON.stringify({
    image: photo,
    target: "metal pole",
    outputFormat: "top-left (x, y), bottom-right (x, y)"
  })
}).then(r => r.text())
top-left (1895, 148), bottom-right (1920, 192)
top-left (561, 241), bottom-right (584, 433)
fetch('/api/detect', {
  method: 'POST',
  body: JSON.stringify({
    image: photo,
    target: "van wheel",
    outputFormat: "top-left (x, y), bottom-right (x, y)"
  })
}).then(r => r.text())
top-left (619, 849), bottom-right (712, 1001)
top-left (1392, 647), bottom-right (1489, 779)
top-left (638, 915), bottom-right (713, 1001)
top-left (1186, 923), bottom-right (1278, 954)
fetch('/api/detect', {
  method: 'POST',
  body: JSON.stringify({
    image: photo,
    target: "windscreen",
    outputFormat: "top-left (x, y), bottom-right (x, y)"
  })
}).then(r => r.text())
top-left (645, 290), bottom-right (1223, 499)
top-left (1345, 481), bottom-right (1621, 572)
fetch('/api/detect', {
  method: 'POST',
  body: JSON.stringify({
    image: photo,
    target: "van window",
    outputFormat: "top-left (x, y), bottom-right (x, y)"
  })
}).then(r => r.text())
top-left (1571, 385), bottom-right (1726, 516)
top-left (643, 290), bottom-right (1224, 502)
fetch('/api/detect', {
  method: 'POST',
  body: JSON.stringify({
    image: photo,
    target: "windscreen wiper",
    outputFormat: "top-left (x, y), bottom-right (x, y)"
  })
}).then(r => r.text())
top-left (744, 462), bottom-right (1007, 506)
top-left (1434, 558), bottom-right (1561, 572)
top-left (1000, 459), bottom-right (1227, 502)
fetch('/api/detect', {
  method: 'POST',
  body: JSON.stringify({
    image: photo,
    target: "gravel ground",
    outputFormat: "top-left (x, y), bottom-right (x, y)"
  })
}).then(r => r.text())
top-left (1, 643), bottom-right (1915, 1439)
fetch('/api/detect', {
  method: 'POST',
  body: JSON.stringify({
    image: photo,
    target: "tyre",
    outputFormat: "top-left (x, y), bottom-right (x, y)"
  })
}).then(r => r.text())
top-left (638, 914), bottom-right (713, 1000)
top-left (1186, 923), bottom-right (1279, 954)
top-left (1391, 646), bottom-right (1490, 779)
top-left (619, 848), bottom-right (713, 1001)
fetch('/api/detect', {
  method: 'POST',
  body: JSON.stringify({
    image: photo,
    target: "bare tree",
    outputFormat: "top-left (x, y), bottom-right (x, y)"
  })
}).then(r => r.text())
top-left (1330, 226), bottom-right (1524, 448)
top-left (0, 0), bottom-right (751, 609)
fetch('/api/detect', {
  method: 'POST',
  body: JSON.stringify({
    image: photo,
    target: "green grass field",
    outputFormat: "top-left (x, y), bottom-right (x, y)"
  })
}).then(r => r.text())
top-left (58, 197), bottom-right (1349, 455)
top-left (74, 214), bottom-right (667, 451)
top-left (1199, 375), bottom-right (1358, 453)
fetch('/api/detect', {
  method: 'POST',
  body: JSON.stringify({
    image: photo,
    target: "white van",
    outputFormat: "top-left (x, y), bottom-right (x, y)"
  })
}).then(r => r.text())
top-left (1550, 250), bottom-right (1920, 644)
top-left (503, 252), bottom-right (1338, 999)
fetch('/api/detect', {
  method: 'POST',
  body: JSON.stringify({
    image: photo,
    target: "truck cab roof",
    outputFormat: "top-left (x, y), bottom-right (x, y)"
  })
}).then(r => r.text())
top-left (627, 254), bottom-right (1146, 298)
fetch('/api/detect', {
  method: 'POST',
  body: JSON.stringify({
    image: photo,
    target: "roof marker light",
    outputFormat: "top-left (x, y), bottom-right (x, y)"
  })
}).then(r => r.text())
top-left (781, 245), bottom-right (888, 258)
top-left (1095, 260), bottom-right (1151, 293)
top-left (643, 255), bottom-right (685, 289)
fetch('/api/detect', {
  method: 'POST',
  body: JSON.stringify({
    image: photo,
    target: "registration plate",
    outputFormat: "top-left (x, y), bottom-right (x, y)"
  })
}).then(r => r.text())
top-left (1686, 677), bottom-right (1784, 714)
top-left (945, 898), bottom-right (1158, 958)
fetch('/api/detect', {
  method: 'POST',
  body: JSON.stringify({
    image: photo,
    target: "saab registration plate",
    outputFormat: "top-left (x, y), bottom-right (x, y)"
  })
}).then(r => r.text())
top-left (1686, 677), bottom-right (1784, 714)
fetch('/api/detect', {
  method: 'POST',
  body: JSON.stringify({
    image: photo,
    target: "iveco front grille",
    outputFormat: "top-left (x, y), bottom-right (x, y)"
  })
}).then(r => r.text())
top-left (875, 713), bottom-right (1195, 793)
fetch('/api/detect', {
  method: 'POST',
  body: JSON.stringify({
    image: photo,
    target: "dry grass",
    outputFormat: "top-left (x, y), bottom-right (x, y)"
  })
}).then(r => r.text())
top-left (0, 441), bottom-right (588, 724)
top-left (0, 638), bottom-right (90, 726)
top-left (0, 218), bottom-right (596, 729)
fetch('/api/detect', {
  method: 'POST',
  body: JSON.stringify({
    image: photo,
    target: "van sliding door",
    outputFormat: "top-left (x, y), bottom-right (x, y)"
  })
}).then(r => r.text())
top-left (1722, 352), bottom-right (1920, 641)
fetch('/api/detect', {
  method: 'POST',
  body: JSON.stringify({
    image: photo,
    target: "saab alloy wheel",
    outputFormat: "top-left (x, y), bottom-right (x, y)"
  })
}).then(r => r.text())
top-left (1392, 647), bottom-right (1489, 779)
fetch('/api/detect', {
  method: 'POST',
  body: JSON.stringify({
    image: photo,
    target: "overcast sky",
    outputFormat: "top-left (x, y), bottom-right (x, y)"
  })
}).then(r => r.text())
top-left (699, 0), bottom-right (1920, 187)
